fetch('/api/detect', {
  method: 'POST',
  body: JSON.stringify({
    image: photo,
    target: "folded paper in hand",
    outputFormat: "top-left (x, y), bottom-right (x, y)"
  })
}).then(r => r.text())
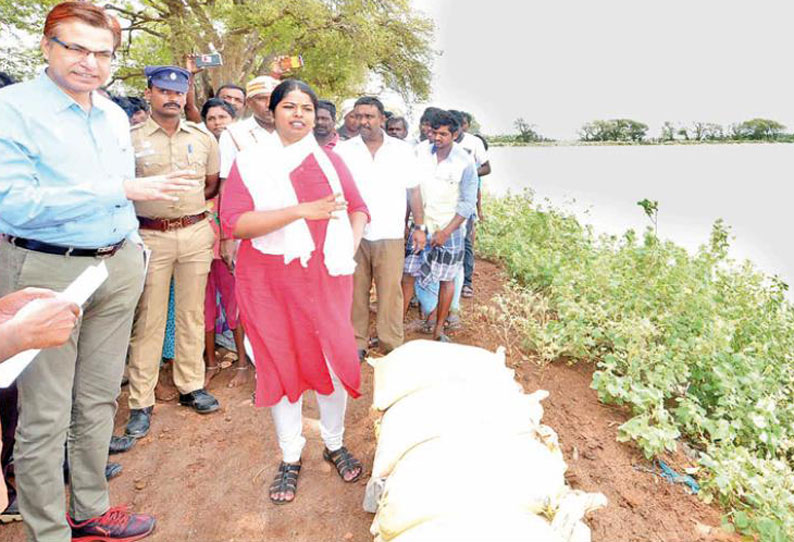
top-left (0, 261), bottom-right (109, 388)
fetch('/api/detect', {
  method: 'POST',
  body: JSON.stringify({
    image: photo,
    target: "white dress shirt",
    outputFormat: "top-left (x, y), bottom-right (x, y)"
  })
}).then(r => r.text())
top-left (336, 131), bottom-right (420, 241)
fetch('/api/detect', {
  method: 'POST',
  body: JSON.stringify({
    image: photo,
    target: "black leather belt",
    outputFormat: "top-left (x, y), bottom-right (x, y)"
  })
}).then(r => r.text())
top-left (3, 235), bottom-right (126, 258)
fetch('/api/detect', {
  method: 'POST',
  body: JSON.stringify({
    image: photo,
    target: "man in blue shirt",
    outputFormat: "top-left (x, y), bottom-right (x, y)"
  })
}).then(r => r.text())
top-left (0, 3), bottom-right (195, 541)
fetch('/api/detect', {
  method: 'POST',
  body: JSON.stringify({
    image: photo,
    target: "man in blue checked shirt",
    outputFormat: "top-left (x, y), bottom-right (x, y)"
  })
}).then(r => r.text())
top-left (0, 3), bottom-right (195, 541)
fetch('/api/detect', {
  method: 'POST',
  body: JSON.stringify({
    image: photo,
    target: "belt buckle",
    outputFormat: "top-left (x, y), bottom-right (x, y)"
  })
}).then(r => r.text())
top-left (95, 245), bottom-right (115, 258)
top-left (165, 218), bottom-right (183, 231)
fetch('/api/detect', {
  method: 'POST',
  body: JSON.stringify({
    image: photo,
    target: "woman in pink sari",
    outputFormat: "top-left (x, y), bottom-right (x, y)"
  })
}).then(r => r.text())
top-left (220, 80), bottom-right (369, 504)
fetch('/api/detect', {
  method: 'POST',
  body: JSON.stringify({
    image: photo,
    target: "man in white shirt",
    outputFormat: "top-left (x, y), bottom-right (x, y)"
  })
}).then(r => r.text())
top-left (336, 97), bottom-right (426, 359)
top-left (402, 110), bottom-right (478, 342)
top-left (217, 75), bottom-right (279, 179)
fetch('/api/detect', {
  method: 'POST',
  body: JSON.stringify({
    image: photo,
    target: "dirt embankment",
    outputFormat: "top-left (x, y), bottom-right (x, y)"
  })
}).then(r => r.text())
top-left (5, 259), bottom-right (736, 542)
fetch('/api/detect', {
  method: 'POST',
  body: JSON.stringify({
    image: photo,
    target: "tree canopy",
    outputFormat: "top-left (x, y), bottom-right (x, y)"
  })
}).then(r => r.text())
top-left (730, 118), bottom-right (786, 140)
top-left (513, 117), bottom-right (544, 143)
top-left (0, 0), bottom-right (435, 102)
top-left (579, 119), bottom-right (648, 142)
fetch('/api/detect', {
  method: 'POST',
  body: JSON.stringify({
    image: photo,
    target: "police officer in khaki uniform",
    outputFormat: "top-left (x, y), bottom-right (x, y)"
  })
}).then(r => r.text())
top-left (125, 66), bottom-right (221, 438)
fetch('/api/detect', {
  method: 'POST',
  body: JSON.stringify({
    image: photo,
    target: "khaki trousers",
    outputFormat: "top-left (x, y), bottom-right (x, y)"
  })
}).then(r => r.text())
top-left (0, 239), bottom-right (144, 542)
top-left (352, 238), bottom-right (405, 352)
top-left (127, 219), bottom-right (214, 409)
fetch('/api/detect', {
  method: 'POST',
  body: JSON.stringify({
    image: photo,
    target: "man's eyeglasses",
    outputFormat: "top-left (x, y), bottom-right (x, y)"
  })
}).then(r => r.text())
top-left (49, 36), bottom-right (115, 62)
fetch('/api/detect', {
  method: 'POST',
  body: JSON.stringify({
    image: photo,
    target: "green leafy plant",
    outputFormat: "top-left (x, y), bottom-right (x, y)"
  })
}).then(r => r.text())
top-left (479, 192), bottom-right (794, 541)
top-left (636, 198), bottom-right (658, 237)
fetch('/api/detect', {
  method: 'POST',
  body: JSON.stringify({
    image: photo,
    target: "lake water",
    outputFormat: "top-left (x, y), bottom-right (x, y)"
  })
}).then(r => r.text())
top-left (486, 144), bottom-right (794, 287)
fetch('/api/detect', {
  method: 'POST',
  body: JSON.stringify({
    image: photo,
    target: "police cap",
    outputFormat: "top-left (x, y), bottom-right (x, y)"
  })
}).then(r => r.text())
top-left (144, 65), bottom-right (190, 93)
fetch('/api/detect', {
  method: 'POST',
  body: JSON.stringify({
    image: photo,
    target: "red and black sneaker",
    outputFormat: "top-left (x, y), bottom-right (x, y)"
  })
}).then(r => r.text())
top-left (68, 505), bottom-right (155, 542)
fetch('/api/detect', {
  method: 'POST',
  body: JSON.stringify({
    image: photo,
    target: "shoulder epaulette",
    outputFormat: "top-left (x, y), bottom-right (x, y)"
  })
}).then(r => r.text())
top-left (185, 121), bottom-right (212, 136)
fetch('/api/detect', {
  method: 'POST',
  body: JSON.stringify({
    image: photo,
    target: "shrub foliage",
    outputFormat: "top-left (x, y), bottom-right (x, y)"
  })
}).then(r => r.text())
top-left (479, 192), bottom-right (794, 541)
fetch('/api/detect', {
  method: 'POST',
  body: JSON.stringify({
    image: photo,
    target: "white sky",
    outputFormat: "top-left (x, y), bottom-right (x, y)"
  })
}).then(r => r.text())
top-left (411, 0), bottom-right (794, 139)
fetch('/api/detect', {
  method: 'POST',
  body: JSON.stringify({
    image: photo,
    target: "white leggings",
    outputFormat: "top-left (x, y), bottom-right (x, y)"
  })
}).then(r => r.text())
top-left (270, 366), bottom-right (348, 463)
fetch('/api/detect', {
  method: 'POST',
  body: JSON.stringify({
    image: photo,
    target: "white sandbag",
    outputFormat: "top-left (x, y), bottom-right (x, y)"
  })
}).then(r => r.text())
top-left (380, 512), bottom-right (563, 542)
top-left (372, 383), bottom-right (549, 479)
top-left (373, 433), bottom-right (568, 540)
top-left (533, 424), bottom-right (565, 462)
top-left (569, 522), bottom-right (593, 542)
top-left (550, 490), bottom-right (608, 542)
top-left (371, 341), bottom-right (517, 410)
top-left (363, 422), bottom-right (568, 515)
top-left (364, 476), bottom-right (387, 513)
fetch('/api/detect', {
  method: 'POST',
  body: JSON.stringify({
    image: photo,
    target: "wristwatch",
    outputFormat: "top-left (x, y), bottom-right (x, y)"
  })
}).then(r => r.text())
top-left (412, 223), bottom-right (428, 235)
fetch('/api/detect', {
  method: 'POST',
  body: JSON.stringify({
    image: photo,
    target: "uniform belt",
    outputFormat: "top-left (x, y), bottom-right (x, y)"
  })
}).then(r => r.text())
top-left (137, 212), bottom-right (207, 232)
top-left (3, 235), bottom-right (125, 258)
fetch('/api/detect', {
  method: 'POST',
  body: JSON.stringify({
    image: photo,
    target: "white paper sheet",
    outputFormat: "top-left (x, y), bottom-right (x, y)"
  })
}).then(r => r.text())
top-left (0, 261), bottom-right (109, 388)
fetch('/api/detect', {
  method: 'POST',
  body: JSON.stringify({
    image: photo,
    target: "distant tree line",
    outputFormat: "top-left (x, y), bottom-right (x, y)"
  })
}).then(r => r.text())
top-left (660, 119), bottom-right (787, 142)
top-left (580, 119), bottom-right (649, 142)
top-left (486, 117), bottom-right (792, 146)
top-left (486, 118), bottom-right (555, 145)
top-left (513, 118), bottom-right (549, 143)
top-left (580, 118), bottom-right (788, 143)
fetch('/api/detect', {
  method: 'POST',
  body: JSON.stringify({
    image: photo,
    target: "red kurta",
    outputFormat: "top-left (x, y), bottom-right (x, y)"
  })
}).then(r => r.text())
top-left (220, 149), bottom-right (369, 407)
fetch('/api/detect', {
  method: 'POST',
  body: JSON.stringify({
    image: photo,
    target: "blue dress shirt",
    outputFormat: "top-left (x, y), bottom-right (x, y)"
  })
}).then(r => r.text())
top-left (0, 71), bottom-right (137, 247)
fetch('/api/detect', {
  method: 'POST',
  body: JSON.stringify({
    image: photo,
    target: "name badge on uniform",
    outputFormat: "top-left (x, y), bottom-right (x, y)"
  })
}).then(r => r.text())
top-left (135, 149), bottom-right (156, 158)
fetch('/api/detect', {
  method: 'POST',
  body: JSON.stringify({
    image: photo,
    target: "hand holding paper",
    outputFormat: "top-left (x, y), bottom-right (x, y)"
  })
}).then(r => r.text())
top-left (0, 287), bottom-right (65, 325)
top-left (0, 261), bottom-right (109, 387)
top-left (4, 296), bottom-right (79, 352)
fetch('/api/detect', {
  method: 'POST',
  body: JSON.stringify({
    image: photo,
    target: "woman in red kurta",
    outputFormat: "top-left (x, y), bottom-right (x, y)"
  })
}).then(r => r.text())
top-left (220, 80), bottom-right (369, 505)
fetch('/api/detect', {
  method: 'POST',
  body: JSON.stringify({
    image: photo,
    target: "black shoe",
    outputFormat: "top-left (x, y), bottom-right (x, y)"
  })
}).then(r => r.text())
top-left (0, 495), bottom-right (21, 524)
top-left (125, 407), bottom-right (153, 438)
top-left (105, 462), bottom-right (123, 481)
top-left (109, 434), bottom-right (137, 455)
top-left (178, 389), bottom-right (219, 414)
top-left (358, 349), bottom-right (367, 363)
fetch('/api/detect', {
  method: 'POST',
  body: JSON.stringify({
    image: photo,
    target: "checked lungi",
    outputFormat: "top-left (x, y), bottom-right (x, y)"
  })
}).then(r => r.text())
top-left (404, 226), bottom-right (465, 288)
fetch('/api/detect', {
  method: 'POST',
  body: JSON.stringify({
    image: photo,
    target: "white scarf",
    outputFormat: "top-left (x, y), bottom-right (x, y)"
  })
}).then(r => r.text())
top-left (235, 132), bottom-right (356, 276)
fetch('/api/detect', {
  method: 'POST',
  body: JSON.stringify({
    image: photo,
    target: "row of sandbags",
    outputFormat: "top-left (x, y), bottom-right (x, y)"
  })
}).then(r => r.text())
top-left (364, 340), bottom-right (607, 542)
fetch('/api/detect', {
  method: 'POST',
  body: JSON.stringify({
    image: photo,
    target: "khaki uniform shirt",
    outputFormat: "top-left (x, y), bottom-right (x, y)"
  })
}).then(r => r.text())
top-left (131, 116), bottom-right (220, 219)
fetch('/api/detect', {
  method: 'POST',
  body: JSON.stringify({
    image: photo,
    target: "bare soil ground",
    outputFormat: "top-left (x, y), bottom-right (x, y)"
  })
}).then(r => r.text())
top-left (5, 259), bottom-right (737, 542)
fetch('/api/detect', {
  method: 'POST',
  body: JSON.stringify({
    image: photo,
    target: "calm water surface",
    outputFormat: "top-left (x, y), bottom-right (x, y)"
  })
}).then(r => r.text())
top-left (486, 144), bottom-right (794, 287)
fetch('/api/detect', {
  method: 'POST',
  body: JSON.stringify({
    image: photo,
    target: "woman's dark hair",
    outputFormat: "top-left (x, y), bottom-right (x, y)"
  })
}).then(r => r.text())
top-left (429, 109), bottom-right (460, 133)
top-left (317, 100), bottom-right (337, 119)
top-left (268, 79), bottom-right (318, 113)
top-left (201, 98), bottom-right (236, 122)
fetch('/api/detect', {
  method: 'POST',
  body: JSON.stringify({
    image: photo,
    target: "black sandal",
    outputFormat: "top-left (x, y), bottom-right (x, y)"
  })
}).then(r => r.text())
top-left (323, 446), bottom-right (362, 483)
top-left (269, 461), bottom-right (301, 505)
